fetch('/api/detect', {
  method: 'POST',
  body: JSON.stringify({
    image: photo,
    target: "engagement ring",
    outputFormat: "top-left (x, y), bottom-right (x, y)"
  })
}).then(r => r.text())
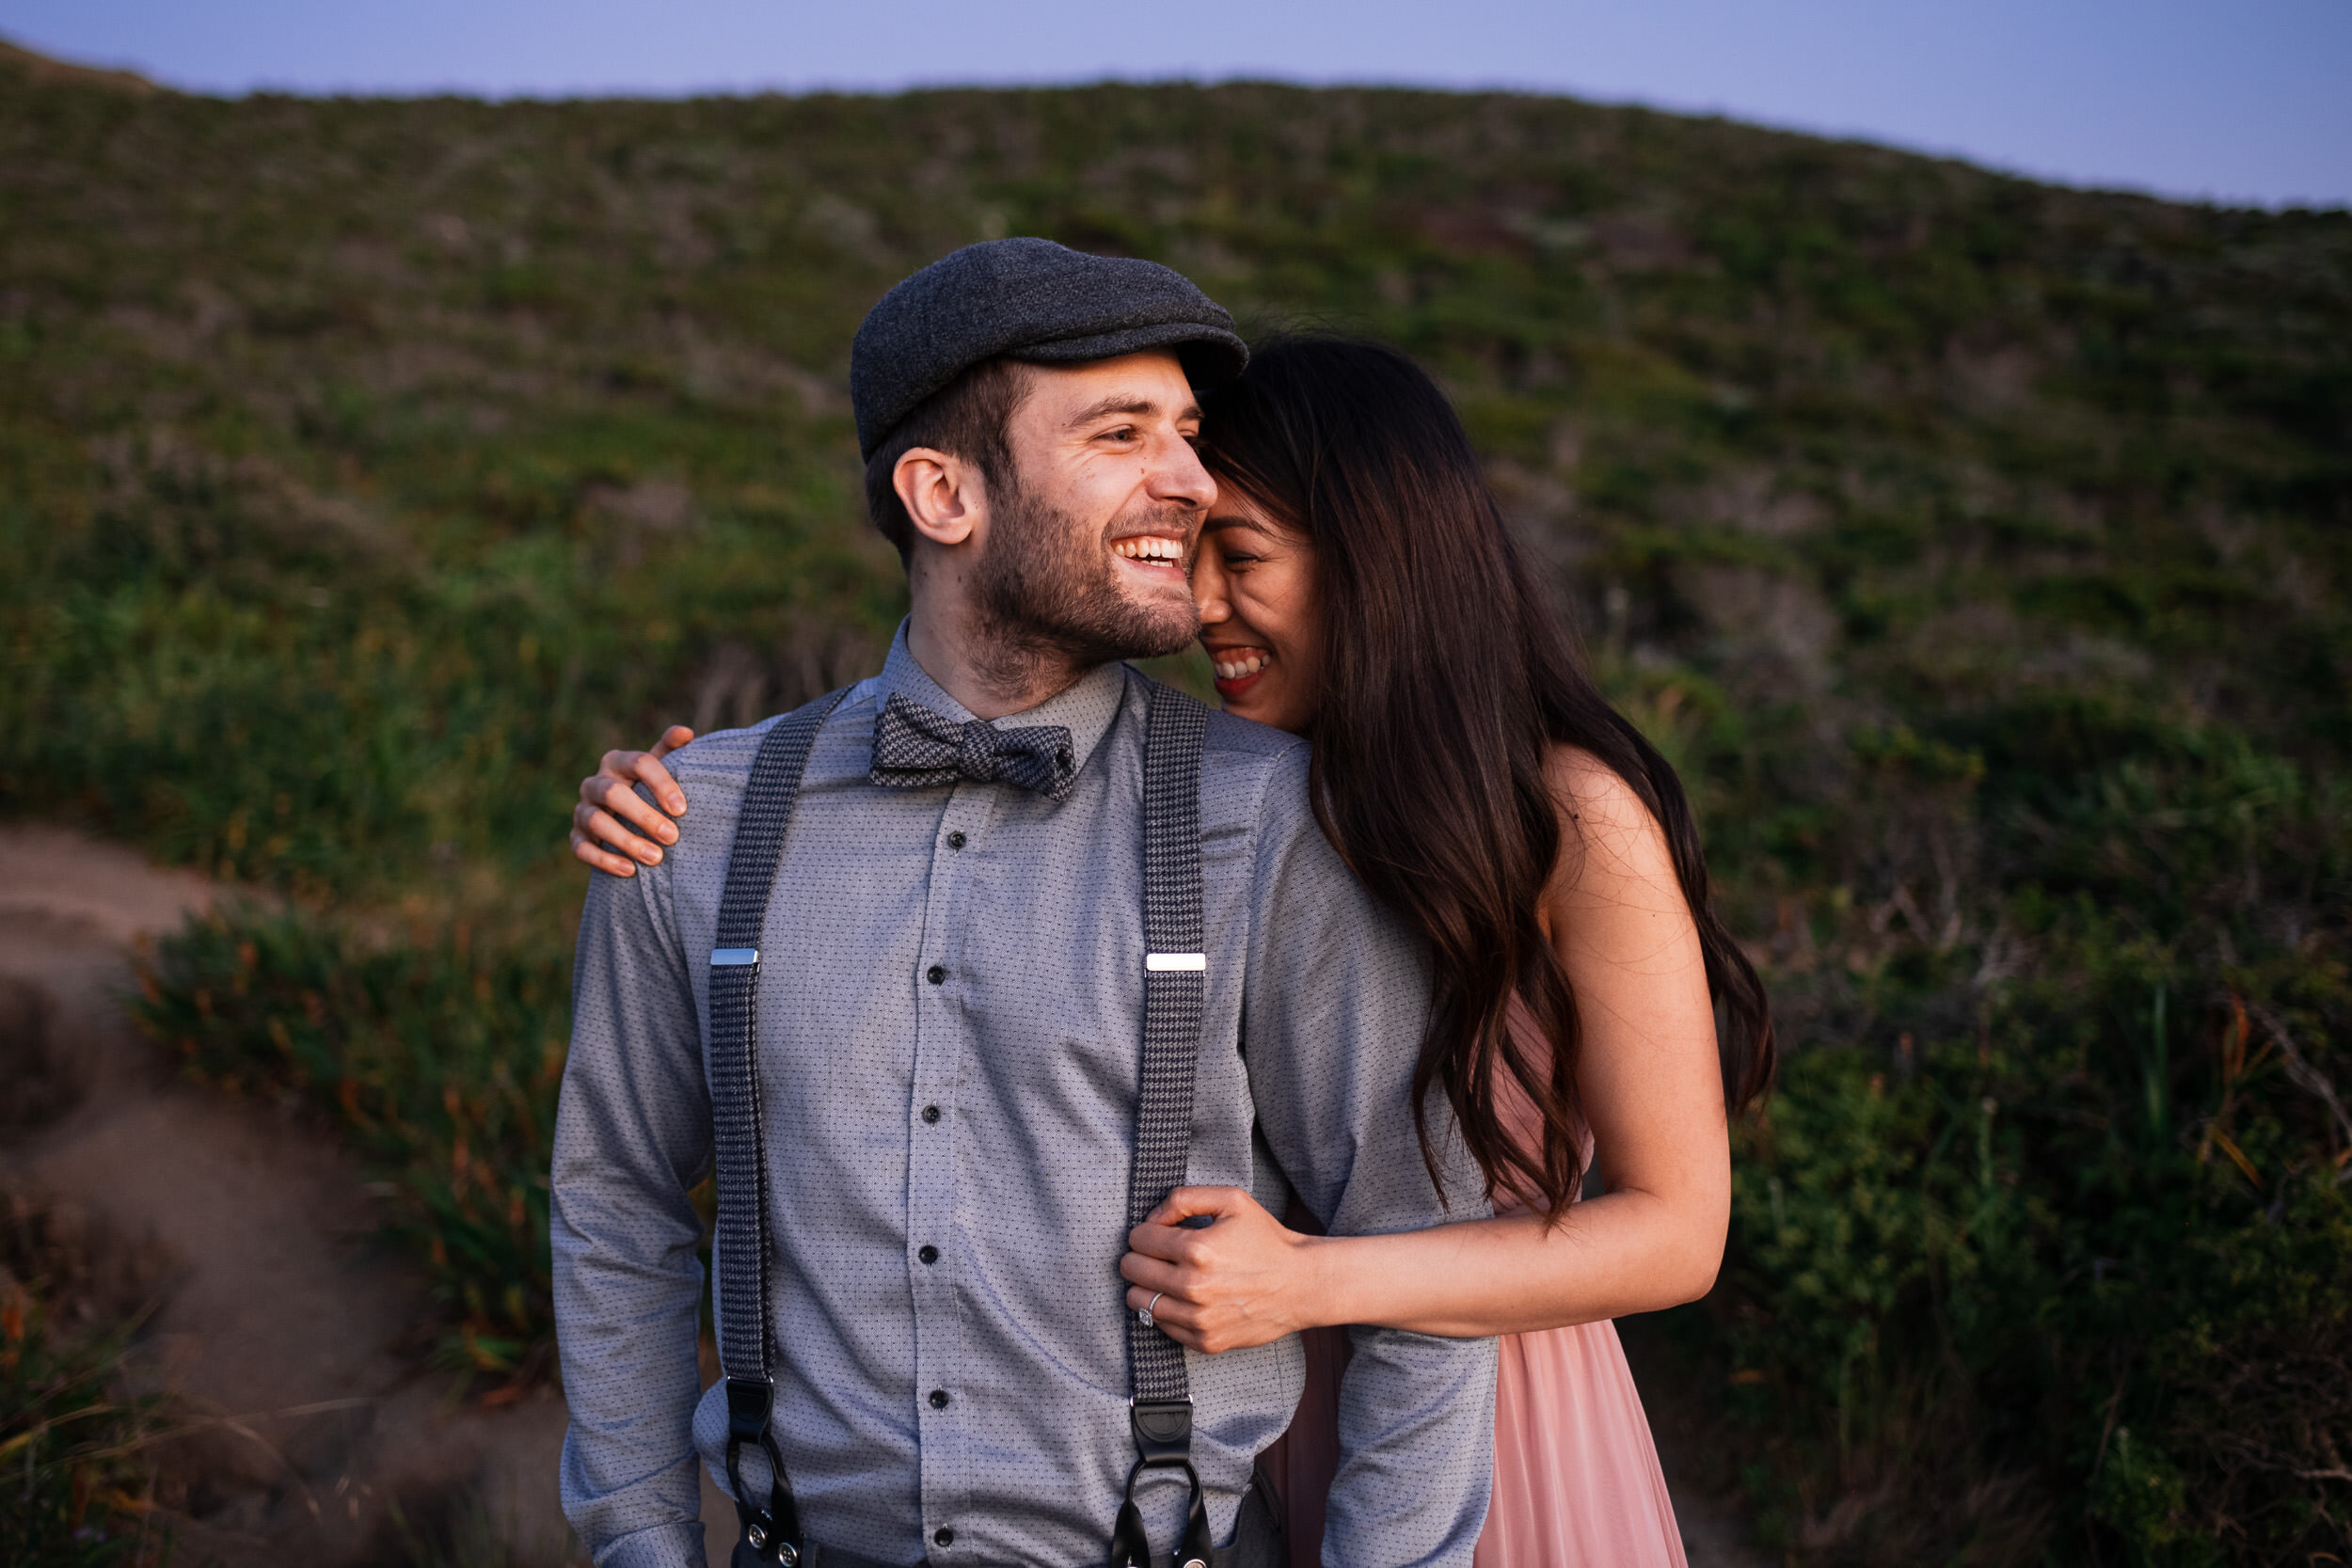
top-left (1139, 1291), bottom-right (1164, 1328)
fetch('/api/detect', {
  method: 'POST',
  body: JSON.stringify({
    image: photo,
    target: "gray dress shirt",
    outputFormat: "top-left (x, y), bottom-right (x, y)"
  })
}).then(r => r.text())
top-left (553, 626), bottom-right (1496, 1568)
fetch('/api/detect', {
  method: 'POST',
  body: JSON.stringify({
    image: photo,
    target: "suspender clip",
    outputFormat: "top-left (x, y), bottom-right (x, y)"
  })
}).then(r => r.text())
top-left (1112, 1400), bottom-right (1211, 1568)
top-left (724, 1375), bottom-right (802, 1567)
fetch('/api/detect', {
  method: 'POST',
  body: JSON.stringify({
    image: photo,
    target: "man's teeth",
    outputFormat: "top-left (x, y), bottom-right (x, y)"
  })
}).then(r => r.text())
top-left (1214, 653), bottom-right (1271, 680)
top-left (1112, 537), bottom-right (1184, 562)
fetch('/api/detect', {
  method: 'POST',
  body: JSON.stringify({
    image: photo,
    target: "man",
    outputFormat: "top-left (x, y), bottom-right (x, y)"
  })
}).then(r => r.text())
top-left (552, 238), bottom-right (1495, 1568)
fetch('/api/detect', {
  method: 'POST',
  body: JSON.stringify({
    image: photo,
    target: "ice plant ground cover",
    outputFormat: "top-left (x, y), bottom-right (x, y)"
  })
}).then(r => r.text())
top-left (2, 58), bottom-right (2347, 1563)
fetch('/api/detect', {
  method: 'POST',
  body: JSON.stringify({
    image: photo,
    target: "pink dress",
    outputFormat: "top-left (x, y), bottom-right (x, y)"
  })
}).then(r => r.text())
top-left (1258, 1015), bottom-right (1689, 1566)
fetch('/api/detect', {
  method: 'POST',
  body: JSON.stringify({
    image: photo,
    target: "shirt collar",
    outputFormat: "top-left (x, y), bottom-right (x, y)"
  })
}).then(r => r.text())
top-left (876, 619), bottom-right (1131, 776)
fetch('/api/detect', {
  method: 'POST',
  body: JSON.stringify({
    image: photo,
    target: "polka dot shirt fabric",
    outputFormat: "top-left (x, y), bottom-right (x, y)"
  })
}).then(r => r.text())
top-left (551, 624), bottom-right (1496, 1568)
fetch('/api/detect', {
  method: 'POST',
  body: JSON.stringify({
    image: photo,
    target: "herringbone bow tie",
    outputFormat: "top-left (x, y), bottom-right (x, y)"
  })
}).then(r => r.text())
top-left (869, 692), bottom-right (1079, 801)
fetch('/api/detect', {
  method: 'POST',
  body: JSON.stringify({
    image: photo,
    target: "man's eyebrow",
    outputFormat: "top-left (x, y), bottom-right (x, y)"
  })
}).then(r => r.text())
top-left (1065, 394), bottom-right (1204, 429)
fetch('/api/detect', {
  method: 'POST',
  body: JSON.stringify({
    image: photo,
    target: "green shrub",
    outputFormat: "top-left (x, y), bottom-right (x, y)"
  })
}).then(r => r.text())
top-left (1703, 733), bottom-right (2352, 1561)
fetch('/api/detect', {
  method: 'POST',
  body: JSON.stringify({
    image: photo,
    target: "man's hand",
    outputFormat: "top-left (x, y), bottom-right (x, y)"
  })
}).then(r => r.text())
top-left (569, 726), bottom-right (694, 877)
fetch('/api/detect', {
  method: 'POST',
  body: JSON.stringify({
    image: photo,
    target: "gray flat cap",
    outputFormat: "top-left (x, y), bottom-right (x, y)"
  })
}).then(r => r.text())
top-left (850, 237), bottom-right (1248, 458)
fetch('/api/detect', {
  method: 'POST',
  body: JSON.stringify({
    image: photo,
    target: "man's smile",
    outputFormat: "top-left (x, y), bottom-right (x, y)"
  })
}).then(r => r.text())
top-left (1109, 533), bottom-right (1188, 583)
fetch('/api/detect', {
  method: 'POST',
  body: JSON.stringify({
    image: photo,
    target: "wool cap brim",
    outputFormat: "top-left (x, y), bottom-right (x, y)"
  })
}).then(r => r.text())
top-left (851, 237), bottom-right (1247, 459)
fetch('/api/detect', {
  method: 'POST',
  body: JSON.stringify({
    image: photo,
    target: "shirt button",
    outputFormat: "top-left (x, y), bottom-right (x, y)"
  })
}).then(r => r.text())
top-left (926, 964), bottom-right (946, 986)
top-left (929, 1388), bottom-right (950, 1410)
top-left (933, 1527), bottom-right (955, 1548)
top-left (946, 830), bottom-right (967, 849)
top-left (918, 1244), bottom-right (939, 1264)
top-left (922, 1104), bottom-right (942, 1124)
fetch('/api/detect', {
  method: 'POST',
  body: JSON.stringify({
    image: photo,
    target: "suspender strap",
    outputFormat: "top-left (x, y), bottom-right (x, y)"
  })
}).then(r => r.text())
top-left (709, 687), bottom-right (853, 1568)
top-left (1111, 687), bottom-right (1215, 1568)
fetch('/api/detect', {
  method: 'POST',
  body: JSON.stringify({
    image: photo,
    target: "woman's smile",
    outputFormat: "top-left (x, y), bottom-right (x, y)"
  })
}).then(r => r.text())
top-left (1207, 643), bottom-right (1274, 697)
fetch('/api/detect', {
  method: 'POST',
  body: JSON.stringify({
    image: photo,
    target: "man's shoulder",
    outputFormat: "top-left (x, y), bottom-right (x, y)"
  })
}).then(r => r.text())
top-left (663, 683), bottom-right (883, 824)
top-left (1123, 669), bottom-right (1304, 768)
top-left (1198, 698), bottom-right (1311, 825)
top-left (1201, 705), bottom-right (1306, 766)
top-left (1120, 674), bottom-right (1310, 852)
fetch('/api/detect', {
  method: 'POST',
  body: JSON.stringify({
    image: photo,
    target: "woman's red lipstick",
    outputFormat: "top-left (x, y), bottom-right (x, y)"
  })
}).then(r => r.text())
top-left (1207, 646), bottom-right (1272, 700)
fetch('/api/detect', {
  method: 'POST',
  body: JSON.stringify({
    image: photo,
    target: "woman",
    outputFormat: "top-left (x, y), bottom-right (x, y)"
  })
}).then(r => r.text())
top-left (569, 337), bottom-right (1773, 1566)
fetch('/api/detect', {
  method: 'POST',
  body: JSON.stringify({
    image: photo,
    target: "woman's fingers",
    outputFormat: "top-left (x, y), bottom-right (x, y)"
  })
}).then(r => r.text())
top-left (1143, 1184), bottom-right (1255, 1227)
top-left (1124, 1219), bottom-right (1211, 1265)
top-left (619, 743), bottom-right (691, 815)
top-left (1124, 1282), bottom-right (1203, 1325)
top-left (583, 771), bottom-right (680, 847)
top-left (570, 732), bottom-right (693, 875)
top-left (1118, 1249), bottom-right (1189, 1293)
top-left (1119, 1183), bottom-right (1316, 1354)
top-left (1122, 1281), bottom-right (1227, 1354)
top-left (574, 792), bottom-right (664, 863)
top-left (570, 821), bottom-right (644, 878)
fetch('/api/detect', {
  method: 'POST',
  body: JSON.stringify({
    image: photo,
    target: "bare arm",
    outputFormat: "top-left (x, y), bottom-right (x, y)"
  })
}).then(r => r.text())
top-left (568, 725), bottom-right (694, 877)
top-left (1121, 747), bottom-right (1729, 1342)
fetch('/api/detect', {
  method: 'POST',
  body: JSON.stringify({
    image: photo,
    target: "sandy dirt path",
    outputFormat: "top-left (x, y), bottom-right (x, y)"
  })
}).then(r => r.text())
top-left (0, 827), bottom-right (577, 1566)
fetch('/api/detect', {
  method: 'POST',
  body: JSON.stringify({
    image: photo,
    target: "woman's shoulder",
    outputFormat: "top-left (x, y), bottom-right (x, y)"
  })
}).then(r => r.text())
top-left (1540, 743), bottom-right (1677, 900)
top-left (1541, 743), bottom-right (1658, 834)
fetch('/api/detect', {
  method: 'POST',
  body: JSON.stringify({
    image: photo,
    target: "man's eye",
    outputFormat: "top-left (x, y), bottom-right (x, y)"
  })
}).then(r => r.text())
top-left (1101, 425), bottom-right (1137, 442)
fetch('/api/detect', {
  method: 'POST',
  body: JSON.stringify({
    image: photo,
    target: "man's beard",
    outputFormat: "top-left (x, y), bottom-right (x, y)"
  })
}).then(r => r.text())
top-left (968, 483), bottom-right (1198, 698)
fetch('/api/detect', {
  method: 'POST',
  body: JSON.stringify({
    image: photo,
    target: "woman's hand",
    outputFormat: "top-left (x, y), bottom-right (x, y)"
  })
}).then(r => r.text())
top-left (1119, 1186), bottom-right (1329, 1354)
top-left (569, 726), bottom-right (695, 877)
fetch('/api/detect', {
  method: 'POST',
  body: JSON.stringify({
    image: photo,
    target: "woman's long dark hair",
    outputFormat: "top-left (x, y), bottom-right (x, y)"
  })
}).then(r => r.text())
top-left (1199, 337), bottom-right (1774, 1223)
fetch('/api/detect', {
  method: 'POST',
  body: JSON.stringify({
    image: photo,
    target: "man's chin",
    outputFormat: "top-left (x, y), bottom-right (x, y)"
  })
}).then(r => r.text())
top-left (1107, 594), bottom-right (1203, 661)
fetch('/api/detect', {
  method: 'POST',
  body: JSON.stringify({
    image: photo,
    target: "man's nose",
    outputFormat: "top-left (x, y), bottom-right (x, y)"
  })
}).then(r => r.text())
top-left (1146, 432), bottom-right (1217, 512)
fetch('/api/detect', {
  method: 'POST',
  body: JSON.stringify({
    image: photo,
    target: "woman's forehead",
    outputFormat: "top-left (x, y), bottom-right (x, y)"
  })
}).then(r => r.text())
top-left (1202, 488), bottom-right (1290, 531)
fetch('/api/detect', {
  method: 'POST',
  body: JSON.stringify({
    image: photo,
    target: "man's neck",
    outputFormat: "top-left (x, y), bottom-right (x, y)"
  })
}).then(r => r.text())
top-left (904, 597), bottom-right (1095, 720)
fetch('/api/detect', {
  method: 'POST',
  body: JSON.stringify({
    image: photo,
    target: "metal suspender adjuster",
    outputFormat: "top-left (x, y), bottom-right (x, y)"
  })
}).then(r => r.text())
top-left (725, 1374), bottom-right (803, 1568)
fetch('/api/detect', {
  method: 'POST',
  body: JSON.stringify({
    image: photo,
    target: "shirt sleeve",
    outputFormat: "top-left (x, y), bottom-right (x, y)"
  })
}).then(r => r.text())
top-left (551, 858), bottom-right (716, 1568)
top-left (1239, 746), bottom-right (1499, 1568)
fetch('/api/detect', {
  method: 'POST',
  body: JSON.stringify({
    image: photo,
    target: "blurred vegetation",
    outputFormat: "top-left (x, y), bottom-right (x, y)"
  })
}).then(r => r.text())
top-left (0, 1194), bottom-right (172, 1566)
top-left (3, 51), bottom-right (2348, 1564)
top-left (135, 908), bottom-right (566, 1395)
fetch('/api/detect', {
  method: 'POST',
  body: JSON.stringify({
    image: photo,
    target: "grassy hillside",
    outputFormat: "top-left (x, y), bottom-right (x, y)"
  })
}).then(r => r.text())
top-left (3, 54), bottom-right (2348, 1564)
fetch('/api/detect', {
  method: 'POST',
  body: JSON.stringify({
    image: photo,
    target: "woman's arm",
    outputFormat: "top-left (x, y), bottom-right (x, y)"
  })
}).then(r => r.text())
top-left (1121, 747), bottom-right (1730, 1344)
top-left (569, 725), bottom-right (696, 877)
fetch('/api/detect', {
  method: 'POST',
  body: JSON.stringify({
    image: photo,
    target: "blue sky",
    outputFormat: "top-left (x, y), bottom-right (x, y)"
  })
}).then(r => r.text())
top-left (4, 0), bottom-right (2345, 208)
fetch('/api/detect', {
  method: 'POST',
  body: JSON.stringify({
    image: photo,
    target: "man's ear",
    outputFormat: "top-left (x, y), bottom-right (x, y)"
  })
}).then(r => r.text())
top-left (895, 448), bottom-right (986, 548)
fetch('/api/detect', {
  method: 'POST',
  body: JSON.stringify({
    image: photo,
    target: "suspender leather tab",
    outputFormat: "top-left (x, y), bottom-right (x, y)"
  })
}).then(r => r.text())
top-left (1130, 1399), bottom-right (1193, 1459)
top-left (726, 1374), bottom-right (776, 1440)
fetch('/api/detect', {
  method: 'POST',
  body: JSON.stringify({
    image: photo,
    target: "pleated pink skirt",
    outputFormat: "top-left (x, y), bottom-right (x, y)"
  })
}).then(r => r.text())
top-left (1259, 1318), bottom-right (1688, 1567)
